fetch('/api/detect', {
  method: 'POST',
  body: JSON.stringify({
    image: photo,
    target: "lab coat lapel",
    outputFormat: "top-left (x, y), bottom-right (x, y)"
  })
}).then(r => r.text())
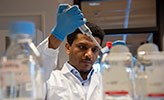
top-left (61, 64), bottom-right (86, 99)
top-left (87, 73), bottom-right (99, 100)
top-left (62, 66), bottom-right (81, 85)
top-left (61, 64), bottom-right (81, 84)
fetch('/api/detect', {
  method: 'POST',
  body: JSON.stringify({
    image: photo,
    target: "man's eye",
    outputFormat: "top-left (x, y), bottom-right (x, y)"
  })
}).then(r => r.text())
top-left (78, 45), bottom-right (87, 50)
top-left (92, 47), bottom-right (100, 53)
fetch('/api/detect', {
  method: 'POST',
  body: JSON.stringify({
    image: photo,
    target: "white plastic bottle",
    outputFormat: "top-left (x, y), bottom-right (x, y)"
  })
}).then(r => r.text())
top-left (136, 43), bottom-right (164, 100)
top-left (0, 21), bottom-right (45, 100)
top-left (102, 43), bottom-right (134, 100)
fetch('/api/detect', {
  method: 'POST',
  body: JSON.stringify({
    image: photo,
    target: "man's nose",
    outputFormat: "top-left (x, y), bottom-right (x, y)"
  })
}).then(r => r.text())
top-left (85, 48), bottom-right (93, 59)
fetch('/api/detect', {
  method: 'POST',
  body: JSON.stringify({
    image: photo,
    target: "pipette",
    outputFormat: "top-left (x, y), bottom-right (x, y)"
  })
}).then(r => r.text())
top-left (67, 5), bottom-right (103, 53)
top-left (79, 24), bottom-right (102, 52)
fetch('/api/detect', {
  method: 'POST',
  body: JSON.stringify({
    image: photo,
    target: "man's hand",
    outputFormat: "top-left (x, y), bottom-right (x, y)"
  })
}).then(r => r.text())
top-left (51, 4), bottom-right (86, 41)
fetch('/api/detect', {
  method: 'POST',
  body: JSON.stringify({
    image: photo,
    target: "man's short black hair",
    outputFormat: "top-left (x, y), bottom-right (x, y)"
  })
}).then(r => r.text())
top-left (67, 22), bottom-right (105, 46)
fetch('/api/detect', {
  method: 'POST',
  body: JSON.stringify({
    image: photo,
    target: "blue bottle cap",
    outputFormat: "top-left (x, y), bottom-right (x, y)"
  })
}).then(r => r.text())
top-left (9, 21), bottom-right (35, 37)
top-left (112, 40), bottom-right (126, 47)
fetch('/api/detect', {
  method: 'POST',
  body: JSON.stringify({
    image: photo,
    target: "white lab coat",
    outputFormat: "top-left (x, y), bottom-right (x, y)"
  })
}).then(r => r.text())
top-left (37, 38), bottom-right (103, 100)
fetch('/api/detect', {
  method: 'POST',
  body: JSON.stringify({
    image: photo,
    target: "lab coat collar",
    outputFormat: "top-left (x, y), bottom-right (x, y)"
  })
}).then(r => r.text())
top-left (62, 61), bottom-right (94, 79)
top-left (61, 62), bottom-right (72, 74)
top-left (61, 62), bottom-right (82, 85)
top-left (66, 61), bottom-right (94, 84)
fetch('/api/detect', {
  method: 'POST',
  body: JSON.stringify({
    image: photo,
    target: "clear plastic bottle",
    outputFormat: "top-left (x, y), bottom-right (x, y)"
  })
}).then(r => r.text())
top-left (0, 21), bottom-right (45, 100)
top-left (102, 43), bottom-right (135, 100)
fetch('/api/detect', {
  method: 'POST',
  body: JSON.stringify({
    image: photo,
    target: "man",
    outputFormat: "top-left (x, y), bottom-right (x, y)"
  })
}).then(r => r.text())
top-left (37, 4), bottom-right (105, 100)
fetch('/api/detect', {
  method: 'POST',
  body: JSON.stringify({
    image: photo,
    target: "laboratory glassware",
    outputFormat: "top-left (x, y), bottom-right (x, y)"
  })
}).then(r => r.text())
top-left (0, 21), bottom-right (45, 100)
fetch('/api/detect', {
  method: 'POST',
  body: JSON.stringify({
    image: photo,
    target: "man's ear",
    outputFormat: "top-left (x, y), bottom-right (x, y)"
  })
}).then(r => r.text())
top-left (65, 42), bottom-right (71, 55)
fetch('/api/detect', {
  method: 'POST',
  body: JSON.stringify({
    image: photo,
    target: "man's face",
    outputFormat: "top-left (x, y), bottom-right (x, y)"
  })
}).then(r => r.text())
top-left (65, 34), bottom-right (101, 73)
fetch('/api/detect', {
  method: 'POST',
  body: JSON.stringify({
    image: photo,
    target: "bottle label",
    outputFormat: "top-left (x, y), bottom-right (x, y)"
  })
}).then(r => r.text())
top-left (1, 59), bottom-right (32, 90)
top-left (0, 58), bottom-right (44, 100)
top-left (102, 61), bottom-right (132, 94)
top-left (146, 65), bottom-right (164, 94)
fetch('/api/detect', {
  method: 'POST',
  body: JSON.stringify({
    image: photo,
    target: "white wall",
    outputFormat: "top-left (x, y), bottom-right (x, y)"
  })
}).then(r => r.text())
top-left (0, 0), bottom-right (73, 69)
top-left (0, 0), bottom-right (73, 36)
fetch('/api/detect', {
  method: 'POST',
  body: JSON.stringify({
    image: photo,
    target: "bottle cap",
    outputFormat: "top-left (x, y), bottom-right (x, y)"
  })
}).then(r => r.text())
top-left (110, 40), bottom-right (129, 53)
top-left (106, 41), bottom-right (112, 49)
top-left (137, 43), bottom-right (159, 52)
top-left (112, 40), bottom-right (126, 47)
top-left (9, 21), bottom-right (35, 37)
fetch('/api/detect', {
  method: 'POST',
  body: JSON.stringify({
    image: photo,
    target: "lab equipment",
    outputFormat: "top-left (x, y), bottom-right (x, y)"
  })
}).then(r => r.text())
top-left (93, 41), bottom-right (112, 72)
top-left (101, 41), bottom-right (112, 54)
top-left (0, 21), bottom-right (45, 100)
top-left (112, 40), bottom-right (126, 47)
top-left (102, 44), bottom-right (135, 100)
top-left (135, 43), bottom-right (164, 100)
top-left (51, 4), bottom-right (86, 41)
top-left (79, 24), bottom-right (103, 52)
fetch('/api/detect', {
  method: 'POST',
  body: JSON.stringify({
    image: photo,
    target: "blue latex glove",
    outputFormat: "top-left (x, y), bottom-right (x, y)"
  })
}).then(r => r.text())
top-left (51, 4), bottom-right (86, 41)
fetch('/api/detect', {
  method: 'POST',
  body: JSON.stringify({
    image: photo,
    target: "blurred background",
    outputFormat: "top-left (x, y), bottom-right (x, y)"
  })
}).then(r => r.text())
top-left (0, 0), bottom-right (164, 68)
